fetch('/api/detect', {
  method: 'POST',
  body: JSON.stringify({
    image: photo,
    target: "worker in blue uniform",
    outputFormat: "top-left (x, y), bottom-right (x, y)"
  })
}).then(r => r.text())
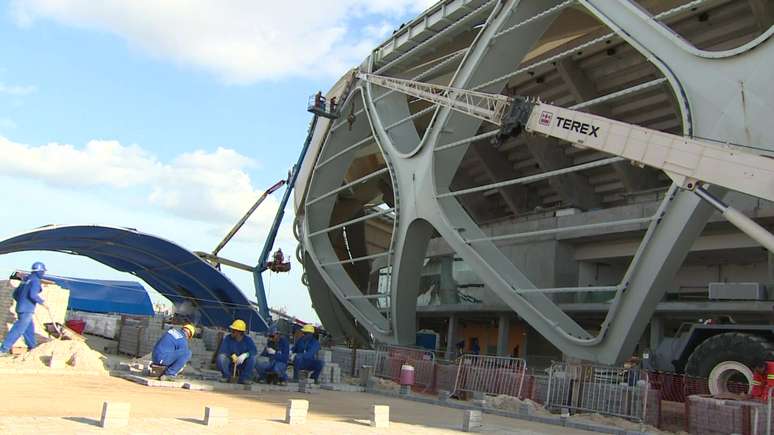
top-left (151, 324), bottom-right (195, 380)
top-left (216, 319), bottom-right (257, 385)
top-left (0, 262), bottom-right (48, 356)
top-left (292, 324), bottom-right (324, 383)
top-left (256, 325), bottom-right (289, 384)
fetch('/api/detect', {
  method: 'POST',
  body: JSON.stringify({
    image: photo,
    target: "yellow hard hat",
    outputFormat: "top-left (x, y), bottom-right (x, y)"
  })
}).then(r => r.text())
top-left (301, 324), bottom-right (315, 334)
top-left (182, 324), bottom-right (196, 337)
top-left (229, 319), bottom-right (247, 332)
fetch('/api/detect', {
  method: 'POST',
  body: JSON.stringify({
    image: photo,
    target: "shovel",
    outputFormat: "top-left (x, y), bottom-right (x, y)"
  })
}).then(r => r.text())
top-left (40, 306), bottom-right (64, 340)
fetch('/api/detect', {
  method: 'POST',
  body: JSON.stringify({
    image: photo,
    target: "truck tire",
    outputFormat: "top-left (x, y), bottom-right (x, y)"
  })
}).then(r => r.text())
top-left (684, 332), bottom-right (774, 395)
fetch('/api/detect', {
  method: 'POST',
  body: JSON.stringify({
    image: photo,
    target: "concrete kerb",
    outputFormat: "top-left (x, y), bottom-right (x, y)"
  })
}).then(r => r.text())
top-left (364, 386), bottom-right (651, 435)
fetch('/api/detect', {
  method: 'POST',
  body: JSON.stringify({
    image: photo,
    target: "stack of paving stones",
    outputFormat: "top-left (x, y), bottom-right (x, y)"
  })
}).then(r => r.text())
top-left (330, 346), bottom-right (377, 376)
top-left (188, 336), bottom-right (213, 369)
top-left (285, 399), bottom-right (309, 424)
top-left (204, 406), bottom-right (228, 427)
top-left (371, 405), bottom-right (389, 428)
top-left (65, 311), bottom-right (121, 339)
top-left (0, 279), bottom-right (70, 345)
top-left (100, 402), bottom-right (131, 429)
top-left (687, 395), bottom-right (765, 435)
top-left (462, 410), bottom-right (483, 432)
top-left (200, 327), bottom-right (224, 351)
top-left (319, 362), bottom-right (342, 384)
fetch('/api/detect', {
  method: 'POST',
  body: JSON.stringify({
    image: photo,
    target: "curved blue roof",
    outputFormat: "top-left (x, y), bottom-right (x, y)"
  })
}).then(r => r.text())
top-left (0, 225), bottom-right (268, 332)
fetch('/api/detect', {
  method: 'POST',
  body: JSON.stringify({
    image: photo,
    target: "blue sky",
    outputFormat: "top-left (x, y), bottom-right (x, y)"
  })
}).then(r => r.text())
top-left (0, 0), bottom-right (434, 322)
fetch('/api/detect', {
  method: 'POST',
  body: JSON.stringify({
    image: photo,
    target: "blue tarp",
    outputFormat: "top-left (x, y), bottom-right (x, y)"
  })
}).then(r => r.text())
top-left (0, 225), bottom-right (268, 332)
top-left (42, 275), bottom-right (154, 316)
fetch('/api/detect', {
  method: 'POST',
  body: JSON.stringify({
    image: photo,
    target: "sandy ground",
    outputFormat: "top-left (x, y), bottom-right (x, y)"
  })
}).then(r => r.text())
top-left (0, 374), bottom-right (599, 434)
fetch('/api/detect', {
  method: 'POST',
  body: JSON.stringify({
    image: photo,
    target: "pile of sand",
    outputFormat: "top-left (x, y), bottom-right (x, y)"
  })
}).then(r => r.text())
top-left (374, 377), bottom-right (401, 391)
top-left (485, 395), bottom-right (552, 416)
top-left (572, 413), bottom-right (682, 435)
top-left (0, 339), bottom-right (108, 373)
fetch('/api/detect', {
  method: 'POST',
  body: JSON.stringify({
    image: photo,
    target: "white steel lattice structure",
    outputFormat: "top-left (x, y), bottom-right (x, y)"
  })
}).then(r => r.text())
top-left (294, 0), bottom-right (774, 364)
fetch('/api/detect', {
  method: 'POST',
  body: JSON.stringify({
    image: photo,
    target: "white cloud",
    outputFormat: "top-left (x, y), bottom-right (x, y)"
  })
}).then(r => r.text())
top-left (10, 0), bottom-right (438, 84)
top-left (0, 136), bottom-right (283, 226)
top-left (0, 82), bottom-right (36, 96)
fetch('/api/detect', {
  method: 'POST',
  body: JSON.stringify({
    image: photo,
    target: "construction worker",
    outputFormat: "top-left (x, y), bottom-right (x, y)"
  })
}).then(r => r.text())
top-left (292, 324), bottom-right (324, 383)
top-left (151, 324), bottom-right (195, 380)
top-left (0, 262), bottom-right (48, 356)
top-left (216, 319), bottom-right (257, 385)
top-left (256, 325), bottom-right (290, 384)
top-left (470, 337), bottom-right (481, 356)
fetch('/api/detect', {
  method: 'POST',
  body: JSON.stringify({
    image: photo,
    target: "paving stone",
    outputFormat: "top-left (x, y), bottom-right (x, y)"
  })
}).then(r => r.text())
top-left (100, 401), bottom-right (130, 429)
top-left (371, 405), bottom-right (389, 428)
top-left (182, 382), bottom-right (214, 391)
top-left (204, 406), bottom-right (228, 426)
top-left (285, 399), bottom-right (309, 425)
top-left (463, 409), bottom-right (483, 432)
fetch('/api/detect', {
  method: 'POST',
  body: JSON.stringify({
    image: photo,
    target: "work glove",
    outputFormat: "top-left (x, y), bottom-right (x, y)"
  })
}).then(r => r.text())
top-left (230, 353), bottom-right (238, 363)
top-left (266, 347), bottom-right (276, 355)
top-left (236, 353), bottom-right (249, 365)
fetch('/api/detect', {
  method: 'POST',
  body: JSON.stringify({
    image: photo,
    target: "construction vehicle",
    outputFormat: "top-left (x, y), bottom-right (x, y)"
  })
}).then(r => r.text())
top-left (354, 71), bottom-right (774, 394)
top-left (196, 90), bottom-right (341, 325)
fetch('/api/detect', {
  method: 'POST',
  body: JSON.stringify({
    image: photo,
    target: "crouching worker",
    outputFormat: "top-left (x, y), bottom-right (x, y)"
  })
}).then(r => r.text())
top-left (256, 326), bottom-right (289, 384)
top-left (292, 324), bottom-right (324, 383)
top-left (216, 319), bottom-right (257, 385)
top-left (151, 323), bottom-right (195, 380)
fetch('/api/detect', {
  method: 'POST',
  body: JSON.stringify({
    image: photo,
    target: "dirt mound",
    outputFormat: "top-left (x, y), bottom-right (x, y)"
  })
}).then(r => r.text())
top-left (485, 394), bottom-right (552, 416)
top-left (0, 339), bottom-right (108, 373)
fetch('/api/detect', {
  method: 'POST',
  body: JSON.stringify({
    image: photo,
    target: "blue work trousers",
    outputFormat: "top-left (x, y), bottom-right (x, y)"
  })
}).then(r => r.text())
top-left (0, 312), bottom-right (36, 353)
top-left (256, 360), bottom-right (288, 381)
top-left (153, 348), bottom-right (192, 376)
top-left (216, 353), bottom-right (256, 383)
top-left (293, 358), bottom-right (324, 381)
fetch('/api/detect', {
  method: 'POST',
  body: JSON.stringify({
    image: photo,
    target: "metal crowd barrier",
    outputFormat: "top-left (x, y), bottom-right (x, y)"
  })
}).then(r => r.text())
top-left (452, 354), bottom-right (527, 399)
top-left (546, 362), bottom-right (650, 423)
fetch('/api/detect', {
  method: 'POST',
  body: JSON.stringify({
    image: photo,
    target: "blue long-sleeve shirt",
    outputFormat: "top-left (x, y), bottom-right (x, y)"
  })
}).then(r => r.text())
top-left (218, 334), bottom-right (257, 358)
top-left (13, 273), bottom-right (44, 313)
top-left (262, 336), bottom-right (289, 364)
top-left (152, 328), bottom-right (190, 360)
top-left (292, 334), bottom-right (320, 362)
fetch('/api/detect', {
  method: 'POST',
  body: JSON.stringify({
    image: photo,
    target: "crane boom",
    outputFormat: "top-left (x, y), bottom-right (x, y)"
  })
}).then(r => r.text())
top-left (359, 72), bottom-right (774, 252)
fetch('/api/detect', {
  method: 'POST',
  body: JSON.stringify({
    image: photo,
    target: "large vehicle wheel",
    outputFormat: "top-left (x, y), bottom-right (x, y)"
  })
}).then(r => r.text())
top-left (684, 333), bottom-right (774, 395)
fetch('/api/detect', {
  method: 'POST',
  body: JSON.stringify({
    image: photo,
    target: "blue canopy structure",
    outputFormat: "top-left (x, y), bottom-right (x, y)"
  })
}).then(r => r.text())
top-left (42, 274), bottom-right (154, 316)
top-left (0, 225), bottom-right (268, 332)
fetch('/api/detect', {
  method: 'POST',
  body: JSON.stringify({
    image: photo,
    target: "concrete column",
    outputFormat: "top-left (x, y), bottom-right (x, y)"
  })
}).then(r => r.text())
top-left (445, 313), bottom-right (458, 360)
top-left (439, 256), bottom-right (459, 305)
top-left (649, 316), bottom-right (663, 351)
top-left (497, 314), bottom-right (510, 356)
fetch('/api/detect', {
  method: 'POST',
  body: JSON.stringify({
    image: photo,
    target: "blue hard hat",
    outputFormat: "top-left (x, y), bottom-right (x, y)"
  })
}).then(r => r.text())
top-left (31, 262), bottom-right (47, 273)
top-left (265, 325), bottom-right (278, 336)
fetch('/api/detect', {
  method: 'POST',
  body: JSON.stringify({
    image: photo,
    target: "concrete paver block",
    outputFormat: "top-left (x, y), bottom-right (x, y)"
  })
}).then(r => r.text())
top-left (204, 406), bottom-right (228, 426)
top-left (371, 405), bottom-right (389, 428)
top-left (463, 410), bottom-right (483, 432)
top-left (285, 399), bottom-right (309, 425)
top-left (100, 401), bottom-right (130, 429)
top-left (183, 382), bottom-right (214, 391)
